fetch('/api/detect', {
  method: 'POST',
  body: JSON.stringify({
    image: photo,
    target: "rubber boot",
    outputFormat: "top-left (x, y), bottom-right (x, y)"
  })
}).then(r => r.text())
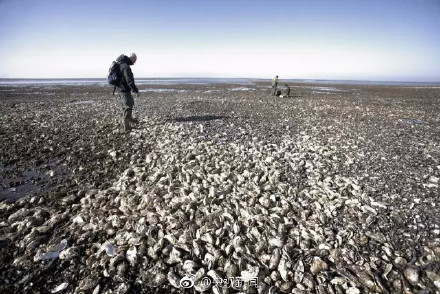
top-left (127, 117), bottom-right (139, 124)
top-left (126, 109), bottom-right (139, 124)
top-left (123, 118), bottom-right (131, 131)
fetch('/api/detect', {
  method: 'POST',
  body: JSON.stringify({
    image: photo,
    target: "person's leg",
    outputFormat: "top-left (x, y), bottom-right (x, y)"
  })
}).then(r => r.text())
top-left (126, 92), bottom-right (134, 118)
top-left (125, 93), bottom-right (140, 123)
top-left (120, 91), bottom-right (134, 130)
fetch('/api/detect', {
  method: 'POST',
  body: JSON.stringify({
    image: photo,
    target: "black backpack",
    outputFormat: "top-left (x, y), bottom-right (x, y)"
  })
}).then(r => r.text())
top-left (107, 61), bottom-right (121, 94)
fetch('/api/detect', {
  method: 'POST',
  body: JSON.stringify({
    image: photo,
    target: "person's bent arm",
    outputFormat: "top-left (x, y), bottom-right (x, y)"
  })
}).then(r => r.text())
top-left (122, 66), bottom-right (139, 93)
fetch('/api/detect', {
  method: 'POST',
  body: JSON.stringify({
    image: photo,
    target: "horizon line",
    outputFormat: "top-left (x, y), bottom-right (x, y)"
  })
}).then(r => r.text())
top-left (0, 77), bottom-right (440, 83)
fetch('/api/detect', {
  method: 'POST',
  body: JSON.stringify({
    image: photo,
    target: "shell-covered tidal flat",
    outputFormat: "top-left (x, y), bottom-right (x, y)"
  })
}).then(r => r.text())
top-left (0, 82), bottom-right (439, 293)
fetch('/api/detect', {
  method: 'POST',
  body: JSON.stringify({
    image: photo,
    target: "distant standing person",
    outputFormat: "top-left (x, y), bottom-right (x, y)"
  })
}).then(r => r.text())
top-left (284, 84), bottom-right (291, 97)
top-left (116, 53), bottom-right (139, 131)
top-left (272, 75), bottom-right (279, 96)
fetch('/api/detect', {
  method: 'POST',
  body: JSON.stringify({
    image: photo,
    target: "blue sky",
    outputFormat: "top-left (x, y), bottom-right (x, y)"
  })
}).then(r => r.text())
top-left (0, 0), bottom-right (439, 81)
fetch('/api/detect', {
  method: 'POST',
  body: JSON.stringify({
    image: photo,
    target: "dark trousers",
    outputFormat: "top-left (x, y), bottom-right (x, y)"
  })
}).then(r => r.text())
top-left (272, 83), bottom-right (278, 95)
top-left (119, 91), bottom-right (134, 119)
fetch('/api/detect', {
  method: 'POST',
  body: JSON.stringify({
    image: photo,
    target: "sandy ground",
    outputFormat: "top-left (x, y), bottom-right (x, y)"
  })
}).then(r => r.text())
top-left (0, 82), bottom-right (439, 293)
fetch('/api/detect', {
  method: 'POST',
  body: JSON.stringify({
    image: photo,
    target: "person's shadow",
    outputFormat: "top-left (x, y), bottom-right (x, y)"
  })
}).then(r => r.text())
top-left (167, 115), bottom-right (229, 122)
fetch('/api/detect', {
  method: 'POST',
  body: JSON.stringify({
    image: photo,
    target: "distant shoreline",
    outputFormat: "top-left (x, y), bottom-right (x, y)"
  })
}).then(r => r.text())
top-left (0, 78), bottom-right (439, 87)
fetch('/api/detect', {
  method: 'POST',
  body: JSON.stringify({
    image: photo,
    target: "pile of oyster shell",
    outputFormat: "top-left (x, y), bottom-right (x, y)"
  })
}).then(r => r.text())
top-left (1, 120), bottom-right (439, 294)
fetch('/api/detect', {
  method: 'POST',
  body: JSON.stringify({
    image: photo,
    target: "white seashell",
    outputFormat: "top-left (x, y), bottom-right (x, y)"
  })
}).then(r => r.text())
top-left (164, 234), bottom-right (178, 245)
top-left (126, 246), bottom-right (137, 266)
top-left (426, 270), bottom-right (440, 290)
top-left (346, 287), bottom-right (361, 294)
top-left (59, 247), bottom-right (78, 260)
top-left (268, 237), bottom-right (284, 248)
top-left (72, 215), bottom-right (85, 224)
top-left (8, 208), bottom-right (30, 221)
top-left (271, 270), bottom-right (281, 281)
top-left (143, 270), bottom-right (167, 287)
top-left (394, 256), bottom-right (407, 268)
top-left (277, 255), bottom-right (291, 281)
top-left (183, 260), bottom-right (199, 274)
top-left (233, 221), bottom-right (241, 234)
top-left (92, 285), bottom-right (100, 294)
top-left (383, 263), bottom-right (393, 280)
top-left (50, 282), bottom-right (68, 293)
top-left (201, 233), bottom-right (215, 244)
top-left (429, 176), bottom-right (439, 183)
top-left (403, 265), bottom-right (419, 285)
top-left (167, 247), bottom-right (182, 264)
top-left (330, 277), bottom-right (348, 285)
top-left (265, 157), bottom-right (274, 163)
top-left (192, 240), bottom-right (203, 258)
top-left (259, 196), bottom-right (272, 208)
top-left (240, 265), bottom-right (259, 282)
top-left (36, 239), bottom-right (68, 261)
top-left (225, 261), bottom-right (239, 278)
top-left (101, 242), bottom-right (115, 257)
top-left (310, 257), bottom-right (328, 275)
top-left (302, 274), bottom-right (315, 289)
top-left (204, 253), bottom-right (216, 270)
top-left (269, 248), bottom-right (281, 269)
top-left (193, 267), bottom-right (206, 282)
top-left (293, 259), bottom-right (304, 283)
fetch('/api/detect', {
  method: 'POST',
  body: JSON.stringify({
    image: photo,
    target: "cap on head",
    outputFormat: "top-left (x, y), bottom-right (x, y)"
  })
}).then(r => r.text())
top-left (129, 53), bottom-right (137, 63)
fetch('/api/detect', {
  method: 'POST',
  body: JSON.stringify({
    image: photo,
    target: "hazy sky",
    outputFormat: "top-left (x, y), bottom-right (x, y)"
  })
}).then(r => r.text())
top-left (0, 0), bottom-right (439, 81)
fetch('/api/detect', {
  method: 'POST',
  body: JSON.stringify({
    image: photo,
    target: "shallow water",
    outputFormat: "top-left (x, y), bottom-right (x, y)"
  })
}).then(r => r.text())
top-left (0, 184), bottom-right (39, 202)
top-left (70, 100), bottom-right (95, 105)
top-left (401, 118), bottom-right (426, 125)
top-left (230, 87), bottom-right (256, 91)
top-left (138, 88), bottom-right (188, 93)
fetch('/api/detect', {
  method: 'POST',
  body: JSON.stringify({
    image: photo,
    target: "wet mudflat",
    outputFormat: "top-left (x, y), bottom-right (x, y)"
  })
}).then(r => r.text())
top-left (0, 82), bottom-right (439, 293)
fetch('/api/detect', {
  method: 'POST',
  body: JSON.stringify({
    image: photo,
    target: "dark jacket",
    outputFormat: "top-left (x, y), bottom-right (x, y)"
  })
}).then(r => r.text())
top-left (116, 55), bottom-right (138, 93)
